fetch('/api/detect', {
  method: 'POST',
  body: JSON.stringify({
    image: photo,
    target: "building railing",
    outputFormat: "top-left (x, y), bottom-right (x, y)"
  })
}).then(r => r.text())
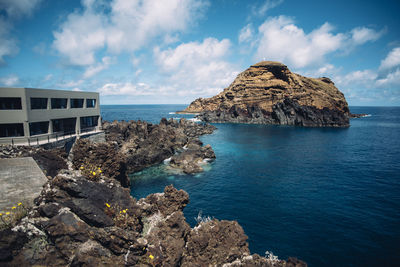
top-left (0, 127), bottom-right (102, 146)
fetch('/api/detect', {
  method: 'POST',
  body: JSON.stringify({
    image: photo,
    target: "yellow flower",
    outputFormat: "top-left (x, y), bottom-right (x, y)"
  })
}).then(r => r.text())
top-left (122, 210), bottom-right (126, 213)
top-left (6, 212), bottom-right (10, 215)
top-left (92, 171), bottom-right (96, 175)
top-left (12, 206), bottom-right (16, 209)
top-left (99, 170), bottom-right (102, 173)
top-left (80, 166), bottom-right (84, 169)
top-left (0, 213), bottom-right (3, 216)
top-left (149, 255), bottom-right (154, 260)
top-left (105, 203), bottom-right (111, 208)
top-left (18, 203), bottom-right (22, 206)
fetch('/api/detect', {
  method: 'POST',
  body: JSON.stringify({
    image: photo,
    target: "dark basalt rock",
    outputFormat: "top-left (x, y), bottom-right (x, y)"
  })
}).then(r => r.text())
top-left (198, 98), bottom-right (350, 127)
top-left (0, 169), bottom-right (306, 266)
top-left (97, 118), bottom-right (216, 175)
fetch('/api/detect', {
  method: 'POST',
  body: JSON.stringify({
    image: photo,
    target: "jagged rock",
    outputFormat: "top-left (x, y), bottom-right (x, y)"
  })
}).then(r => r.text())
top-left (181, 219), bottom-right (249, 266)
top-left (181, 61), bottom-right (351, 127)
top-left (169, 142), bottom-right (215, 174)
top-left (0, 168), bottom-right (306, 266)
top-left (71, 139), bottom-right (129, 187)
top-left (100, 118), bottom-right (216, 175)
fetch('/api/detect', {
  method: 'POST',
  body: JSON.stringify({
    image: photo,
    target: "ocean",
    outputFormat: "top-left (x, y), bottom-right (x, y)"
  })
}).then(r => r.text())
top-left (101, 105), bottom-right (400, 267)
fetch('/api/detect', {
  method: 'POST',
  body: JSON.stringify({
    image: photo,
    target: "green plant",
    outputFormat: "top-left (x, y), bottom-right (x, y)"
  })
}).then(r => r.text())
top-left (79, 161), bottom-right (102, 180)
top-left (104, 203), bottom-right (138, 229)
top-left (0, 202), bottom-right (28, 230)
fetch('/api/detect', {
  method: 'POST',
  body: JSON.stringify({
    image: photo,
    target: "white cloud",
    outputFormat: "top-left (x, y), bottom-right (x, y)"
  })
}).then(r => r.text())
top-left (376, 68), bottom-right (400, 86)
top-left (0, 18), bottom-right (18, 64)
top-left (52, 8), bottom-right (106, 66)
top-left (251, 0), bottom-right (284, 17)
top-left (52, 0), bottom-right (208, 66)
top-left (379, 47), bottom-right (400, 71)
top-left (0, 0), bottom-right (42, 19)
top-left (0, 0), bottom-right (41, 64)
top-left (72, 87), bottom-right (82, 91)
top-left (252, 16), bottom-right (384, 69)
top-left (335, 70), bottom-right (378, 87)
top-left (238, 24), bottom-right (254, 43)
top-left (154, 37), bottom-right (239, 97)
top-left (83, 56), bottom-right (114, 78)
top-left (350, 27), bottom-right (384, 45)
top-left (98, 82), bottom-right (154, 96)
top-left (0, 74), bottom-right (19, 86)
top-left (255, 16), bottom-right (344, 68)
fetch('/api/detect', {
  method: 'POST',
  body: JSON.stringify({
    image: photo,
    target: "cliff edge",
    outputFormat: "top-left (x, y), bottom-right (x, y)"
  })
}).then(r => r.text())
top-left (182, 61), bottom-right (351, 127)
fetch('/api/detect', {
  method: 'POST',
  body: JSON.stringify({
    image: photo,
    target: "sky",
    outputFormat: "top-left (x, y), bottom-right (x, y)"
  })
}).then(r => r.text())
top-left (0, 0), bottom-right (399, 106)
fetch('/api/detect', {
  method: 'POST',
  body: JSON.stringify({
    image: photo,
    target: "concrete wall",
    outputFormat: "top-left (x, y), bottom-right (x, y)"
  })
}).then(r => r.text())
top-left (0, 87), bottom-right (27, 123)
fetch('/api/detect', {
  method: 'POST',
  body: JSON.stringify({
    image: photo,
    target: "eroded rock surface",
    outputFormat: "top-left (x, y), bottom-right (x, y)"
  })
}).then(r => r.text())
top-left (182, 61), bottom-right (351, 127)
top-left (0, 170), bottom-right (307, 266)
top-left (98, 118), bottom-right (216, 177)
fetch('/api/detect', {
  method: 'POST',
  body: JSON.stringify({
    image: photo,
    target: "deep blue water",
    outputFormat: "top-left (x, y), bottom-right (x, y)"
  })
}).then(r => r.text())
top-left (101, 105), bottom-right (400, 267)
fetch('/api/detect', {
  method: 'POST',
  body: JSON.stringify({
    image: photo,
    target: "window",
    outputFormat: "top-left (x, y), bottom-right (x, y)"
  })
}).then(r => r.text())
top-left (86, 99), bottom-right (96, 108)
top-left (0, 97), bottom-right (22, 110)
top-left (29, 121), bottom-right (49, 136)
top-left (52, 118), bottom-right (76, 133)
top-left (51, 98), bottom-right (68, 109)
top-left (31, 98), bottom-right (48, 109)
top-left (70, 98), bottom-right (84, 108)
top-left (0, 123), bottom-right (24, 137)
top-left (80, 116), bottom-right (99, 129)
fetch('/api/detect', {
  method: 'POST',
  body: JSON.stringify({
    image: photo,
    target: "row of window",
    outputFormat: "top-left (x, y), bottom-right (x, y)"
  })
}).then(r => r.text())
top-left (0, 97), bottom-right (96, 110)
top-left (0, 116), bottom-right (99, 137)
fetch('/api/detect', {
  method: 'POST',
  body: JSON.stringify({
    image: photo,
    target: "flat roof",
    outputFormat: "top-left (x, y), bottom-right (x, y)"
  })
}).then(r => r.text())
top-left (0, 87), bottom-right (98, 95)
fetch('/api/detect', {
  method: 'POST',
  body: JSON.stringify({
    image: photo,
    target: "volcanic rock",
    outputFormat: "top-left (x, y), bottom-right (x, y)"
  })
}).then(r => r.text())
top-left (182, 61), bottom-right (351, 127)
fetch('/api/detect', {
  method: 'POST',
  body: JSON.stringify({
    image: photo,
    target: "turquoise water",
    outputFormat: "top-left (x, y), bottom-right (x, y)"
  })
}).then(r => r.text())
top-left (102, 105), bottom-right (400, 267)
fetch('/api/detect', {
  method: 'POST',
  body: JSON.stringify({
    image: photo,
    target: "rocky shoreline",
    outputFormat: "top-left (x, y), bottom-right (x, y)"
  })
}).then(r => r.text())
top-left (0, 118), bottom-right (307, 266)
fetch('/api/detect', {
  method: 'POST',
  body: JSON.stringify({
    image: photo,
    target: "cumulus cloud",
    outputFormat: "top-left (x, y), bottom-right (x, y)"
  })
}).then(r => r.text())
top-left (0, 74), bottom-right (19, 86)
top-left (255, 16), bottom-right (344, 68)
top-left (379, 47), bottom-right (400, 71)
top-left (154, 37), bottom-right (239, 97)
top-left (333, 47), bottom-right (400, 103)
top-left (0, 0), bottom-right (41, 64)
top-left (252, 16), bottom-right (384, 69)
top-left (53, 0), bottom-right (208, 66)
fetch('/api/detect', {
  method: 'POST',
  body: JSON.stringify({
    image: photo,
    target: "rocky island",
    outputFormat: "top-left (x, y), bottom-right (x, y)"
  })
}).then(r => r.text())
top-left (0, 119), bottom-right (306, 266)
top-left (180, 61), bottom-right (352, 127)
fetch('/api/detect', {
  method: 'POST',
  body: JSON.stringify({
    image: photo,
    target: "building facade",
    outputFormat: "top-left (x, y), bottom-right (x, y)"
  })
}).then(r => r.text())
top-left (0, 87), bottom-right (101, 138)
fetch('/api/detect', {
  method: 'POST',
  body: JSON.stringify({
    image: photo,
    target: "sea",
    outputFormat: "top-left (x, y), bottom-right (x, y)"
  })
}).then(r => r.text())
top-left (101, 105), bottom-right (400, 267)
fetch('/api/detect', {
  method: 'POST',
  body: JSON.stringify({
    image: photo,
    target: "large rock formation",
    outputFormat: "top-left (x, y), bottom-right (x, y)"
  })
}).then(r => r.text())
top-left (182, 61), bottom-right (351, 127)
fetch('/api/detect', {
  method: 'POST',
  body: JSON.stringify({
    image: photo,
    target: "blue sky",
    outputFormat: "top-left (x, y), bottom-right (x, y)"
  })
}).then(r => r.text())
top-left (0, 0), bottom-right (399, 105)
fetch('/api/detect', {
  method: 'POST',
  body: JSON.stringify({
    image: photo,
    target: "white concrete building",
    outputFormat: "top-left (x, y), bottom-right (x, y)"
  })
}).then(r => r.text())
top-left (0, 87), bottom-right (101, 143)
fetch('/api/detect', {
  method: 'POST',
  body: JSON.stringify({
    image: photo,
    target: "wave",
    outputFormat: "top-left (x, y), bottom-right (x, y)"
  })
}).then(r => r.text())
top-left (168, 112), bottom-right (175, 114)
